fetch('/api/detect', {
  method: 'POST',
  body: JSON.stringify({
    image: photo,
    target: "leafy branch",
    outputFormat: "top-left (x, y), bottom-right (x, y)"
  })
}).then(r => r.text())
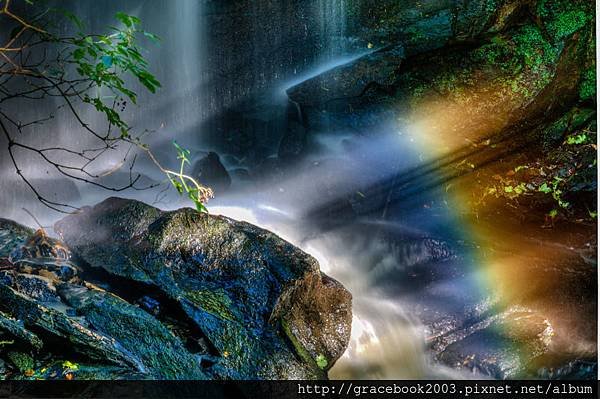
top-left (0, 0), bottom-right (212, 213)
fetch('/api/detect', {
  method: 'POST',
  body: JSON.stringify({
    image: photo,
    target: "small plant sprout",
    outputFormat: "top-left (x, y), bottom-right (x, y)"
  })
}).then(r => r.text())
top-left (166, 142), bottom-right (213, 213)
top-left (62, 361), bottom-right (79, 371)
top-left (566, 133), bottom-right (589, 145)
top-left (315, 354), bottom-right (328, 370)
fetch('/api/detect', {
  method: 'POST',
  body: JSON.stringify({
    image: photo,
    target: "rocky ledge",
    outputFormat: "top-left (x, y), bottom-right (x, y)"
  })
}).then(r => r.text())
top-left (0, 197), bottom-right (352, 380)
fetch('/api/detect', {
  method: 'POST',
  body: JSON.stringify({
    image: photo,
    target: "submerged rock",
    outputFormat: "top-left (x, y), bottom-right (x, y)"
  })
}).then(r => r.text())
top-left (37, 197), bottom-right (353, 380)
top-left (436, 307), bottom-right (554, 379)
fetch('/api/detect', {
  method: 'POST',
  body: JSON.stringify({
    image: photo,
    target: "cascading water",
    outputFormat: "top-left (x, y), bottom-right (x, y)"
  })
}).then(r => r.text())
top-left (209, 132), bottom-right (473, 379)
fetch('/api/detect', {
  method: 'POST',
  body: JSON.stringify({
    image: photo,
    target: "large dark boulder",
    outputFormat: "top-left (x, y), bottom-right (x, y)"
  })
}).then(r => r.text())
top-left (51, 197), bottom-right (352, 379)
top-left (278, 121), bottom-right (308, 161)
top-left (192, 152), bottom-right (232, 195)
top-left (0, 199), bottom-right (352, 380)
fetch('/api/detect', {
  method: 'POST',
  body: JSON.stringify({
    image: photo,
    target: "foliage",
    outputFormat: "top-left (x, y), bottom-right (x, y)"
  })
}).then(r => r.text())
top-left (7, 351), bottom-right (34, 373)
top-left (566, 133), bottom-right (589, 145)
top-left (537, 0), bottom-right (591, 42)
top-left (0, 1), bottom-right (212, 213)
top-left (483, 114), bottom-right (596, 220)
top-left (168, 142), bottom-right (213, 213)
top-left (579, 68), bottom-right (596, 101)
top-left (69, 12), bottom-right (161, 138)
top-left (538, 177), bottom-right (570, 209)
top-left (315, 354), bottom-right (328, 370)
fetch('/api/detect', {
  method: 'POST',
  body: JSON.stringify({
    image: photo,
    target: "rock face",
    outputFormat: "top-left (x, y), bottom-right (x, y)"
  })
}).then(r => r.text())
top-left (0, 198), bottom-right (351, 380)
top-left (289, 0), bottom-right (594, 142)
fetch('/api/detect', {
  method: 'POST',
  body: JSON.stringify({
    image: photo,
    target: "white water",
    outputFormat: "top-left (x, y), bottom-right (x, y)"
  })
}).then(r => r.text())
top-left (208, 202), bottom-right (467, 380)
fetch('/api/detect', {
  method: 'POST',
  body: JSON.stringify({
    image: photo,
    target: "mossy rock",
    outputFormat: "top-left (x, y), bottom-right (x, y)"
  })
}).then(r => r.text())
top-left (7, 351), bottom-right (34, 373)
top-left (55, 197), bottom-right (352, 379)
top-left (57, 284), bottom-right (208, 380)
top-left (184, 289), bottom-right (237, 322)
top-left (0, 311), bottom-right (42, 351)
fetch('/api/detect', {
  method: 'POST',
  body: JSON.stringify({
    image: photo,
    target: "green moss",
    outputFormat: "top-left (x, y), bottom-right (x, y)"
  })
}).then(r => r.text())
top-left (281, 319), bottom-right (325, 378)
top-left (579, 68), bottom-right (596, 100)
top-left (511, 25), bottom-right (559, 70)
top-left (74, 290), bottom-right (206, 379)
top-left (7, 351), bottom-right (34, 373)
top-left (315, 354), bottom-right (328, 370)
top-left (495, 25), bottom-right (560, 96)
top-left (185, 289), bottom-right (236, 321)
top-left (431, 24), bottom-right (559, 99)
top-left (542, 107), bottom-right (596, 149)
top-left (537, 0), bottom-right (591, 42)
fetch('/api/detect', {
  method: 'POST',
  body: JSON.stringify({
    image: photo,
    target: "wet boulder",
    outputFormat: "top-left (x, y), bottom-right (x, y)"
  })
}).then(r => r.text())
top-left (436, 308), bottom-right (554, 379)
top-left (289, 0), bottom-right (594, 141)
top-left (54, 197), bottom-right (352, 379)
top-left (287, 46), bottom-right (404, 110)
top-left (0, 219), bottom-right (32, 258)
top-left (0, 219), bottom-right (209, 380)
top-left (0, 282), bottom-right (142, 371)
top-left (56, 283), bottom-right (208, 380)
top-left (192, 152), bottom-right (232, 195)
top-left (251, 156), bottom-right (285, 184)
top-left (0, 311), bottom-right (43, 351)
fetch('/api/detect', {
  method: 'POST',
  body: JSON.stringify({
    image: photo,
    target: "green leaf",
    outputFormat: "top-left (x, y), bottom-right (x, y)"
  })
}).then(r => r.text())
top-left (62, 361), bottom-right (79, 371)
top-left (73, 48), bottom-right (85, 60)
top-left (173, 141), bottom-right (191, 161)
top-left (588, 210), bottom-right (597, 219)
top-left (315, 354), bottom-right (328, 370)
top-left (538, 183), bottom-right (552, 193)
top-left (566, 133), bottom-right (588, 145)
top-left (171, 180), bottom-right (184, 194)
top-left (514, 165), bottom-right (528, 172)
top-left (115, 12), bottom-right (132, 27)
top-left (143, 31), bottom-right (161, 42)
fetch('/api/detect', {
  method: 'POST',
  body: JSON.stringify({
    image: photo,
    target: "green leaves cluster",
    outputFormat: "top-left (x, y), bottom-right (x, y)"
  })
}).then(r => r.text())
top-left (537, 0), bottom-right (591, 42)
top-left (566, 133), bottom-right (589, 145)
top-left (579, 68), bottom-right (596, 101)
top-left (69, 12), bottom-right (161, 137)
top-left (538, 176), bottom-right (570, 210)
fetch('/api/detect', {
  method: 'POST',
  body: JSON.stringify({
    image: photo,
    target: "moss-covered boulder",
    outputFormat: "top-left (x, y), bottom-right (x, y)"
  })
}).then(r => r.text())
top-left (289, 0), bottom-right (594, 141)
top-left (54, 197), bottom-right (352, 379)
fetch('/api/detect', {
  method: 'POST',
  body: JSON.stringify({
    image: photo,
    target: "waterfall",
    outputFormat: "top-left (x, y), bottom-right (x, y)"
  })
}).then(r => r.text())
top-left (169, 0), bottom-right (205, 136)
top-left (318, 0), bottom-right (348, 59)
